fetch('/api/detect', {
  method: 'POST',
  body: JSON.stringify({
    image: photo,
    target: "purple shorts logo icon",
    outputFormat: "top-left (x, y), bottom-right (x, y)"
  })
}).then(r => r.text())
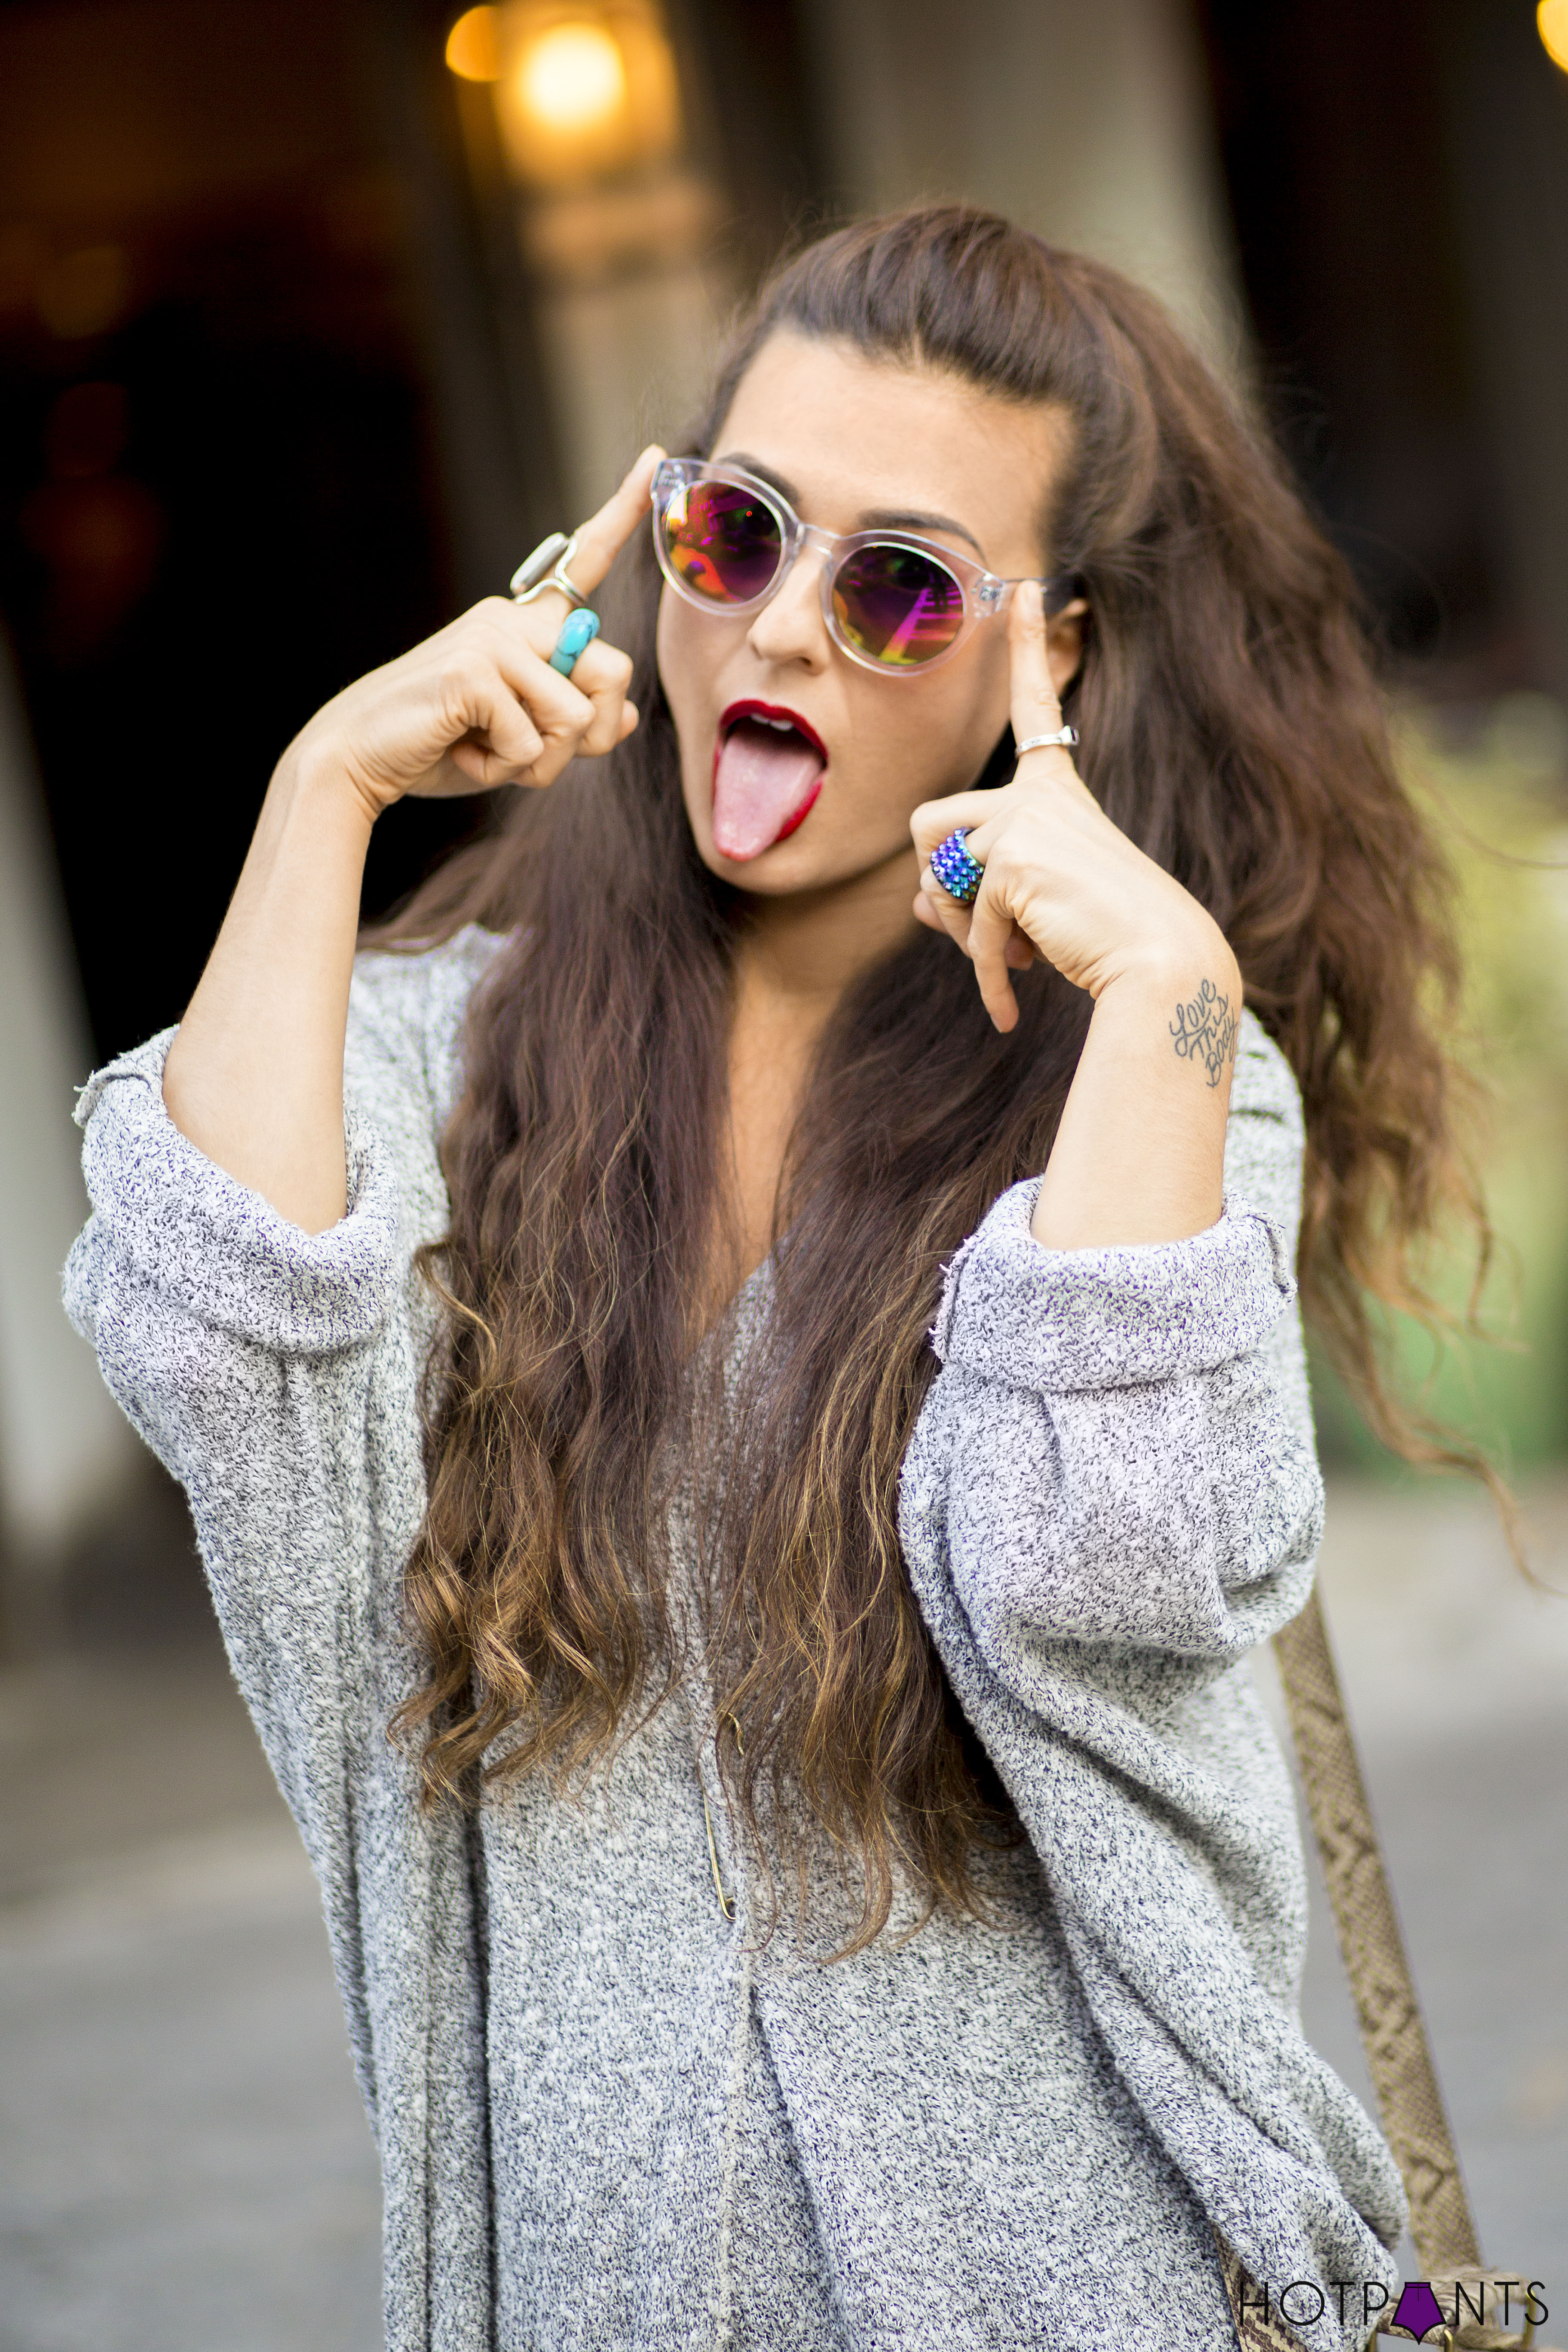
top-left (1390, 2281), bottom-right (1448, 2340)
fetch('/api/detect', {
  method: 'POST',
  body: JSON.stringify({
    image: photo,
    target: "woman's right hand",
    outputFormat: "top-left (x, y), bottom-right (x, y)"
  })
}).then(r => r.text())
top-left (287, 444), bottom-right (664, 825)
top-left (162, 443), bottom-right (664, 1232)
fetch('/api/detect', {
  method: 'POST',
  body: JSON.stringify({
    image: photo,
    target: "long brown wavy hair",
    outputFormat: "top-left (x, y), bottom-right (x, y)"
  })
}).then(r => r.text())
top-left (380, 207), bottom-right (1486, 1952)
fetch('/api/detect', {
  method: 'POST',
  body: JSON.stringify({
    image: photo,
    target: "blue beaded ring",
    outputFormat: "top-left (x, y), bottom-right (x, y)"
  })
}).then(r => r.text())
top-left (930, 827), bottom-right (984, 906)
top-left (549, 608), bottom-right (600, 675)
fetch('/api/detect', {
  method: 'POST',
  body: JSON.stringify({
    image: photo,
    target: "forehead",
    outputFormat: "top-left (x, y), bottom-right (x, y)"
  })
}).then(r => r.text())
top-left (714, 329), bottom-right (1069, 561)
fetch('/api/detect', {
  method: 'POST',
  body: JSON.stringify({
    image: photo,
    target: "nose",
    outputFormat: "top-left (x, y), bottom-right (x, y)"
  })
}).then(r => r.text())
top-left (746, 542), bottom-right (832, 674)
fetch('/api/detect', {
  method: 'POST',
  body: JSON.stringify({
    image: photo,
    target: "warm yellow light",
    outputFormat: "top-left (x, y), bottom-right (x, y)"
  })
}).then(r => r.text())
top-left (446, 6), bottom-right (503, 81)
top-left (1540, 0), bottom-right (1568, 71)
top-left (515, 22), bottom-right (626, 134)
top-left (487, 3), bottom-right (681, 190)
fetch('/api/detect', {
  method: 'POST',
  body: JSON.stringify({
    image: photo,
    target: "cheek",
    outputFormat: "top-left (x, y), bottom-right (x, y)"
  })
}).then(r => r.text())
top-left (655, 589), bottom-right (732, 731)
top-left (654, 588), bottom-right (694, 735)
top-left (655, 593), bottom-right (719, 835)
top-left (857, 651), bottom-right (1010, 810)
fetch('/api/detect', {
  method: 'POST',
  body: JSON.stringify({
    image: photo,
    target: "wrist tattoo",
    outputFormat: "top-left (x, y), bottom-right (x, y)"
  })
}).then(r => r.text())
top-left (1170, 977), bottom-right (1239, 1088)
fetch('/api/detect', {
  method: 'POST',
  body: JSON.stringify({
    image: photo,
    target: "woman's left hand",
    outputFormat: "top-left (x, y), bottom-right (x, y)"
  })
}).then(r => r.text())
top-left (910, 582), bottom-right (1233, 1033)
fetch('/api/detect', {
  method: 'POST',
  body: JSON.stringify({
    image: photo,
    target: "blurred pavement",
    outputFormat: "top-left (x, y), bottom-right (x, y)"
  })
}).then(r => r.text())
top-left (0, 1494), bottom-right (383, 2352)
top-left (2, 1473), bottom-right (1565, 2350)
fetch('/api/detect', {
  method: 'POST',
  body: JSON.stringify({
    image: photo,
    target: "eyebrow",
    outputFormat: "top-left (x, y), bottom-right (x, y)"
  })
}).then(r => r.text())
top-left (718, 451), bottom-right (986, 558)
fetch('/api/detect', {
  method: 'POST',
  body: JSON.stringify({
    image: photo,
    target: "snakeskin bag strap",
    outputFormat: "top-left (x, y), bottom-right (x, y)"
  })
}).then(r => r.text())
top-left (1216, 2231), bottom-right (1318, 2350)
top-left (1224, 1590), bottom-right (1558, 2352)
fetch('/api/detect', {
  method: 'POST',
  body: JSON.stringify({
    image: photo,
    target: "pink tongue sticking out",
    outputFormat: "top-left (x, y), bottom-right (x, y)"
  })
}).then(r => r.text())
top-left (712, 719), bottom-right (825, 861)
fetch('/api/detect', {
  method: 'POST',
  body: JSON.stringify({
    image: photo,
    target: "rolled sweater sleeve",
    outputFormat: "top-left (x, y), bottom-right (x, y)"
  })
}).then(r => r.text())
top-left (923, 1181), bottom-right (1319, 1666)
top-left (898, 1011), bottom-right (1404, 2349)
top-left (61, 929), bottom-right (502, 1960)
top-left (69, 1041), bottom-right (402, 1367)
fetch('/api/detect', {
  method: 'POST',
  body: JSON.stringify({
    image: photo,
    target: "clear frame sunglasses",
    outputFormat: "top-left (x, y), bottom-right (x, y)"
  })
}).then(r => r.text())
top-left (651, 458), bottom-right (1081, 677)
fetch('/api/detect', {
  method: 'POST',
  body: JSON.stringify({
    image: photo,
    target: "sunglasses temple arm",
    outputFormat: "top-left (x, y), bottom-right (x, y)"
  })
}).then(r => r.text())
top-left (1041, 570), bottom-right (1084, 618)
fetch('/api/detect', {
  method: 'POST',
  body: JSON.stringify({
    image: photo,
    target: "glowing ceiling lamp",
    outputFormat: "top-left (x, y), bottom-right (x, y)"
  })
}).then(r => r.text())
top-left (518, 23), bottom-right (627, 133)
top-left (446, 4), bottom-right (680, 187)
top-left (1539, 0), bottom-right (1568, 70)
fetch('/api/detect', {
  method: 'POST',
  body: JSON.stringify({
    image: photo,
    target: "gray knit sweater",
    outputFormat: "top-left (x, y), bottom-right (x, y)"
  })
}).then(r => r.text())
top-left (65, 928), bottom-right (1403, 2352)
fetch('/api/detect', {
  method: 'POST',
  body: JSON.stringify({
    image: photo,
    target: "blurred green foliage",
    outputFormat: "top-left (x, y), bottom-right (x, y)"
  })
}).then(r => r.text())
top-left (1309, 692), bottom-right (1568, 1473)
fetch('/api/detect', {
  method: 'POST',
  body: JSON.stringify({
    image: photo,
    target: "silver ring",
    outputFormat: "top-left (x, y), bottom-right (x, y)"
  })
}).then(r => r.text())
top-left (510, 530), bottom-right (591, 609)
top-left (1016, 726), bottom-right (1078, 754)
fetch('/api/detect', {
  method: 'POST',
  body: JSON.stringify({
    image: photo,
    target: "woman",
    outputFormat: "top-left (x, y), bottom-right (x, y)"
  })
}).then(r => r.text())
top-left (66, 208), bottom-right (1470, 2349)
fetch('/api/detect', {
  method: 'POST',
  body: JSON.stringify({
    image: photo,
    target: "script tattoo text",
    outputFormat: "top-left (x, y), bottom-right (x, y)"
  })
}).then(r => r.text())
top-left (1170, 977), bottom-right (1239, 1089)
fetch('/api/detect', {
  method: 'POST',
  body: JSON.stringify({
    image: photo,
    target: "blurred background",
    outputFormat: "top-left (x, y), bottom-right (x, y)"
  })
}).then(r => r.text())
top-left (0, 1), bottom-right (1565, 2344)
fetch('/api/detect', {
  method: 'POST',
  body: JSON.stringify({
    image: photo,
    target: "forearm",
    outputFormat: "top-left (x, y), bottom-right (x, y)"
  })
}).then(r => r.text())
top-left (162, 750), bottom-right (375, 1234)
top-left (152, 457), bottom-right (655, 1236)
top-left (1030, 948), bottom-right (1240, 1250)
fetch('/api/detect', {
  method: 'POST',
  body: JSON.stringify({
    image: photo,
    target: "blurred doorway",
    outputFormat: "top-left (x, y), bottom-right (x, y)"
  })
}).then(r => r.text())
top-left (0, 0), bottom-right (531, 1060)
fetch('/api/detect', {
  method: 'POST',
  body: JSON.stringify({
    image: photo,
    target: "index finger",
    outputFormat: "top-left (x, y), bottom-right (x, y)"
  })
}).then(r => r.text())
top-left (1007, 579), bottom-right (1064, 750)
top-left (562, 444), bottom-right (665, 599)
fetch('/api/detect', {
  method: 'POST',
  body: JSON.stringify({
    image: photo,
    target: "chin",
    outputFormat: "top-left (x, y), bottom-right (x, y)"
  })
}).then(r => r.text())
top-left (696, 830), bottom-right (815, 891)
top-left (708, 827), bottom-right (916, 905)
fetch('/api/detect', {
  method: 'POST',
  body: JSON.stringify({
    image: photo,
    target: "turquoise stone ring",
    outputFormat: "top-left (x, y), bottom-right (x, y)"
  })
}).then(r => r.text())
top-left (549, 609), bottom-right (601, 675)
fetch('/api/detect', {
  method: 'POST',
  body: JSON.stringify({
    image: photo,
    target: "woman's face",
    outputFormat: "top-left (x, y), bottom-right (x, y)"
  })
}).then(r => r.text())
top-left (655, 331), bottom-right (1081, 902)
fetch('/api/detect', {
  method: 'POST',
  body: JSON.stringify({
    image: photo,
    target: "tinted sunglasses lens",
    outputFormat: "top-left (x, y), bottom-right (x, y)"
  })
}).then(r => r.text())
top-left (832, 545), bottom-right (965, 668)
top-left (661, 479), bottom-right (782, 604)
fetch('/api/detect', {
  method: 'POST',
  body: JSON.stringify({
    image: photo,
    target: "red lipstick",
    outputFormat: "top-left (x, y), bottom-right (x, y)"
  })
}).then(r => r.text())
top-left (715, 700), bottom-right (829, 763)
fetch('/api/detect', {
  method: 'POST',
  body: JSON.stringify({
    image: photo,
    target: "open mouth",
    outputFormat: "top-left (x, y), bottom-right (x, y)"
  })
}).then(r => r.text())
top-left (711, 701), bottom-right (827, 862)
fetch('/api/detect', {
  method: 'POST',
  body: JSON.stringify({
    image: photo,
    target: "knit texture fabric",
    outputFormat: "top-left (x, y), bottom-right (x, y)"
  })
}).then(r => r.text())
top-left (64, 927), bottom-right (1404, 2352)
